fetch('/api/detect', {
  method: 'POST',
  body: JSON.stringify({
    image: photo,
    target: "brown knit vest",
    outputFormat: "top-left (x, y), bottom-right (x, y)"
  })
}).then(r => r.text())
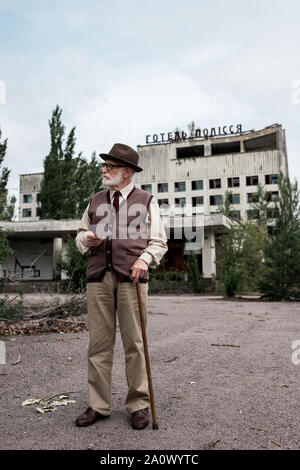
top-left (86, 187), bottom-right (153, 282)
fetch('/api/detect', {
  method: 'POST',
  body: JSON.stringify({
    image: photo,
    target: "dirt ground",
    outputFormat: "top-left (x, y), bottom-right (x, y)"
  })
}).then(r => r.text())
top-left (0, 294), bottom-right (299, 450)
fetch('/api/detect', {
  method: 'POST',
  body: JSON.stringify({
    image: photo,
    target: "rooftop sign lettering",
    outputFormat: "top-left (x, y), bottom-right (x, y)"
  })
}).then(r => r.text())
top-left (146, 124), bottom-right (243, 145)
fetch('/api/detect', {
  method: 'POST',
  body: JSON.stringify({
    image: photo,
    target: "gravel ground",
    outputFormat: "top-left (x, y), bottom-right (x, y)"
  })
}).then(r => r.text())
top-left (0, 295), bottom-right (299, 450)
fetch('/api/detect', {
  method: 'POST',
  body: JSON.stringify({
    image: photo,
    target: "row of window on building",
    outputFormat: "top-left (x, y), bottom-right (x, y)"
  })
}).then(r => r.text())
top-left (224, 208), bottom-right (279, 221)
top-left (22, 206), bottom-right (279, 220)
top-left (141, 174), bottom-right (278, 194)
top-left (20, 173), bottom-right (279, 218)
top-left (157, 191), bottom-right (279, 208)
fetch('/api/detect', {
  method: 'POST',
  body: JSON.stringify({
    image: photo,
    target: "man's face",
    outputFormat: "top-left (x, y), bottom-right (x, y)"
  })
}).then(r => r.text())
top-left (102, 159), bottom-right (126, 187)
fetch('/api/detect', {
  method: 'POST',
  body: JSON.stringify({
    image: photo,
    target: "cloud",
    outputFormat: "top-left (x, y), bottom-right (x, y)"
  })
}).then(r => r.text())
top-left (74, 63), bottom-right (253, 155)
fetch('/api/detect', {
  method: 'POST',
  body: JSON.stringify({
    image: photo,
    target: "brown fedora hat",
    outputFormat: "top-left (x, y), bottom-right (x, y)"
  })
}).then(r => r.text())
top-left (99, 143), bottom-right (143, 172)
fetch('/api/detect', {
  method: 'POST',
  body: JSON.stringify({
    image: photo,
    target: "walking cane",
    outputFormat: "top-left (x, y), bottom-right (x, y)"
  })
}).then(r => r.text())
top-left (136, 279), bottom-right (159, 430)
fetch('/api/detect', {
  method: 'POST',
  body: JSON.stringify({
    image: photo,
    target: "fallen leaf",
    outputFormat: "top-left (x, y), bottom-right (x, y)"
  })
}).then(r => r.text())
top-left (21, 392), bottom-right (77, 413)
top-left (211, 343), bottom-right (241, 348)
top-left (36, 406), bottom-right (51, 413)
top-left (22, 398), bottom-right (41, 406)
top-left (51, 398), bottom-right (76, 407)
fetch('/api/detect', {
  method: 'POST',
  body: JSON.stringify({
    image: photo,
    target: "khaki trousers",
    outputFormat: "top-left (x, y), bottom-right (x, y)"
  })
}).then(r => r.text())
top-left (86, 270), bottom-right (150, 415)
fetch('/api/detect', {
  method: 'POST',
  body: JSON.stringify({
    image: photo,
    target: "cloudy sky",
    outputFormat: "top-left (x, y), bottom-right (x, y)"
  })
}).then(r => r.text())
top-left (0, 0), bottom-right (300, 215)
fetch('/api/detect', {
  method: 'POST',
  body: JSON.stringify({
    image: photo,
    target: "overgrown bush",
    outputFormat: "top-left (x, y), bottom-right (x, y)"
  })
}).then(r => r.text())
top-left (0, 284), bottom-right (25, 321)
top-left (187, 251), bottom-right (205, 293)
top-left (57, 235), bottom-right (90, 293)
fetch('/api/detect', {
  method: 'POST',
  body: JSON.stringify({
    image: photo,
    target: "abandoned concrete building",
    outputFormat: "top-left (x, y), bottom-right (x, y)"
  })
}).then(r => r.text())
top-left (0, 123), bottom-right (289, 284)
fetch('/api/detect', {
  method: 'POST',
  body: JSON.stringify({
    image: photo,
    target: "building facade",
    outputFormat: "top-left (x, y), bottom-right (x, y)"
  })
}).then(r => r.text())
top-left (19, 172), bottom-right (43, 221)
top-left (134, 123), bottom-right (288, 221)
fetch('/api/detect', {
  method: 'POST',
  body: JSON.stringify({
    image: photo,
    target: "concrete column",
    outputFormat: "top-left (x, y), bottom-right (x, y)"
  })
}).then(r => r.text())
top-left (61, 238), bottom-right (69, 280)
top-left (204, 140), bottom-right (211, 156)
top-left (53, 237), bottom-right (63, 280)
top-left (202, 231), bottom-right (216, 278)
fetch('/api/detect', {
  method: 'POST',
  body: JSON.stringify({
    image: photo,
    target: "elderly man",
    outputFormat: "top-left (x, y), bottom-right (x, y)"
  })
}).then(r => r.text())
top-left (75, 143), bottom-right (168, 430)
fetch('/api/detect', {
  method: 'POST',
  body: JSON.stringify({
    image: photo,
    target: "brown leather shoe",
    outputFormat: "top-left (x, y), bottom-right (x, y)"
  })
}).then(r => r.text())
top-left (75, 407), bottom-right (109, 427)
top-left (131, 408), bottom-right (149, 430)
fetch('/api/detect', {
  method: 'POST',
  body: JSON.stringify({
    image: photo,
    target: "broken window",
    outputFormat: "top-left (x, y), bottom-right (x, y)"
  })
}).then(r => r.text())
top-left (158, 183), bottom-right (168, 193)
top-left (211, 141), bottom-right (240, 155)
top-left (141, 184), bottom-right (152, 193)
top-left (22, 208), bottom-right (32, 217)
top-left (158, 198), bottom-right (169, 207)
top-left (266, 191), bottom-right (279, 202)
top-left (246, 175), bottom-right (259, 186)
top-left (265, 174), bottom-right (278, 185)
top-left (174, 181), bottom-right (186, 192)
top-left (192, 196), bottom-right (204, 206)
top-left (23, 194), bottom-right (32, 203)
top-left (175, 197), bottom-right (186, 207)
top-left (247, 193), bottom-right (259, 203)
top-left (192, 180), bottom-right (203, 190)
top-left (228, 193), bottom-right (240, 204)
top-left (210, 195), bottom-right (223, 206)
top-left (209, 179), bottom-right (221, 189)
top-left (228, 177), bottom-right (240, 188)
top-left (176, 145), bottom-right (204, 159)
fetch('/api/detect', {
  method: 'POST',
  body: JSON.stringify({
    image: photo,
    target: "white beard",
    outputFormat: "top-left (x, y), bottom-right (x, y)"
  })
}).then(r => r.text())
top-left (102, 169), bottom-right (124, 188)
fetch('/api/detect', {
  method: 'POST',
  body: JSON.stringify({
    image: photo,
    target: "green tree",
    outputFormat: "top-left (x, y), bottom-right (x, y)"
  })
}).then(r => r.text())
top-left (187, 250), bottom-right (205, 293)
top-left (61, 126), bottom-right (78, 218)
top-left (217, 191), bottom-right (266, 296)
top-left (75, 151), bottom-right (103, 217)
top-left (259, 173), bottom-right (300, 299)
top-left (0, 128), bottom-right (16, 220)
top-left (0, 128), bottom-right (15, 295)
top-left (38, 105), bottom-right (66, 219)
top-left (216, 222), bottom-right (245, 296)
top-left (251, 183), bottom-right (272, 226)
top-left (0, 227), bottom-right (13, 265)
top-left (39, 106), bottom-right (103, 220)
